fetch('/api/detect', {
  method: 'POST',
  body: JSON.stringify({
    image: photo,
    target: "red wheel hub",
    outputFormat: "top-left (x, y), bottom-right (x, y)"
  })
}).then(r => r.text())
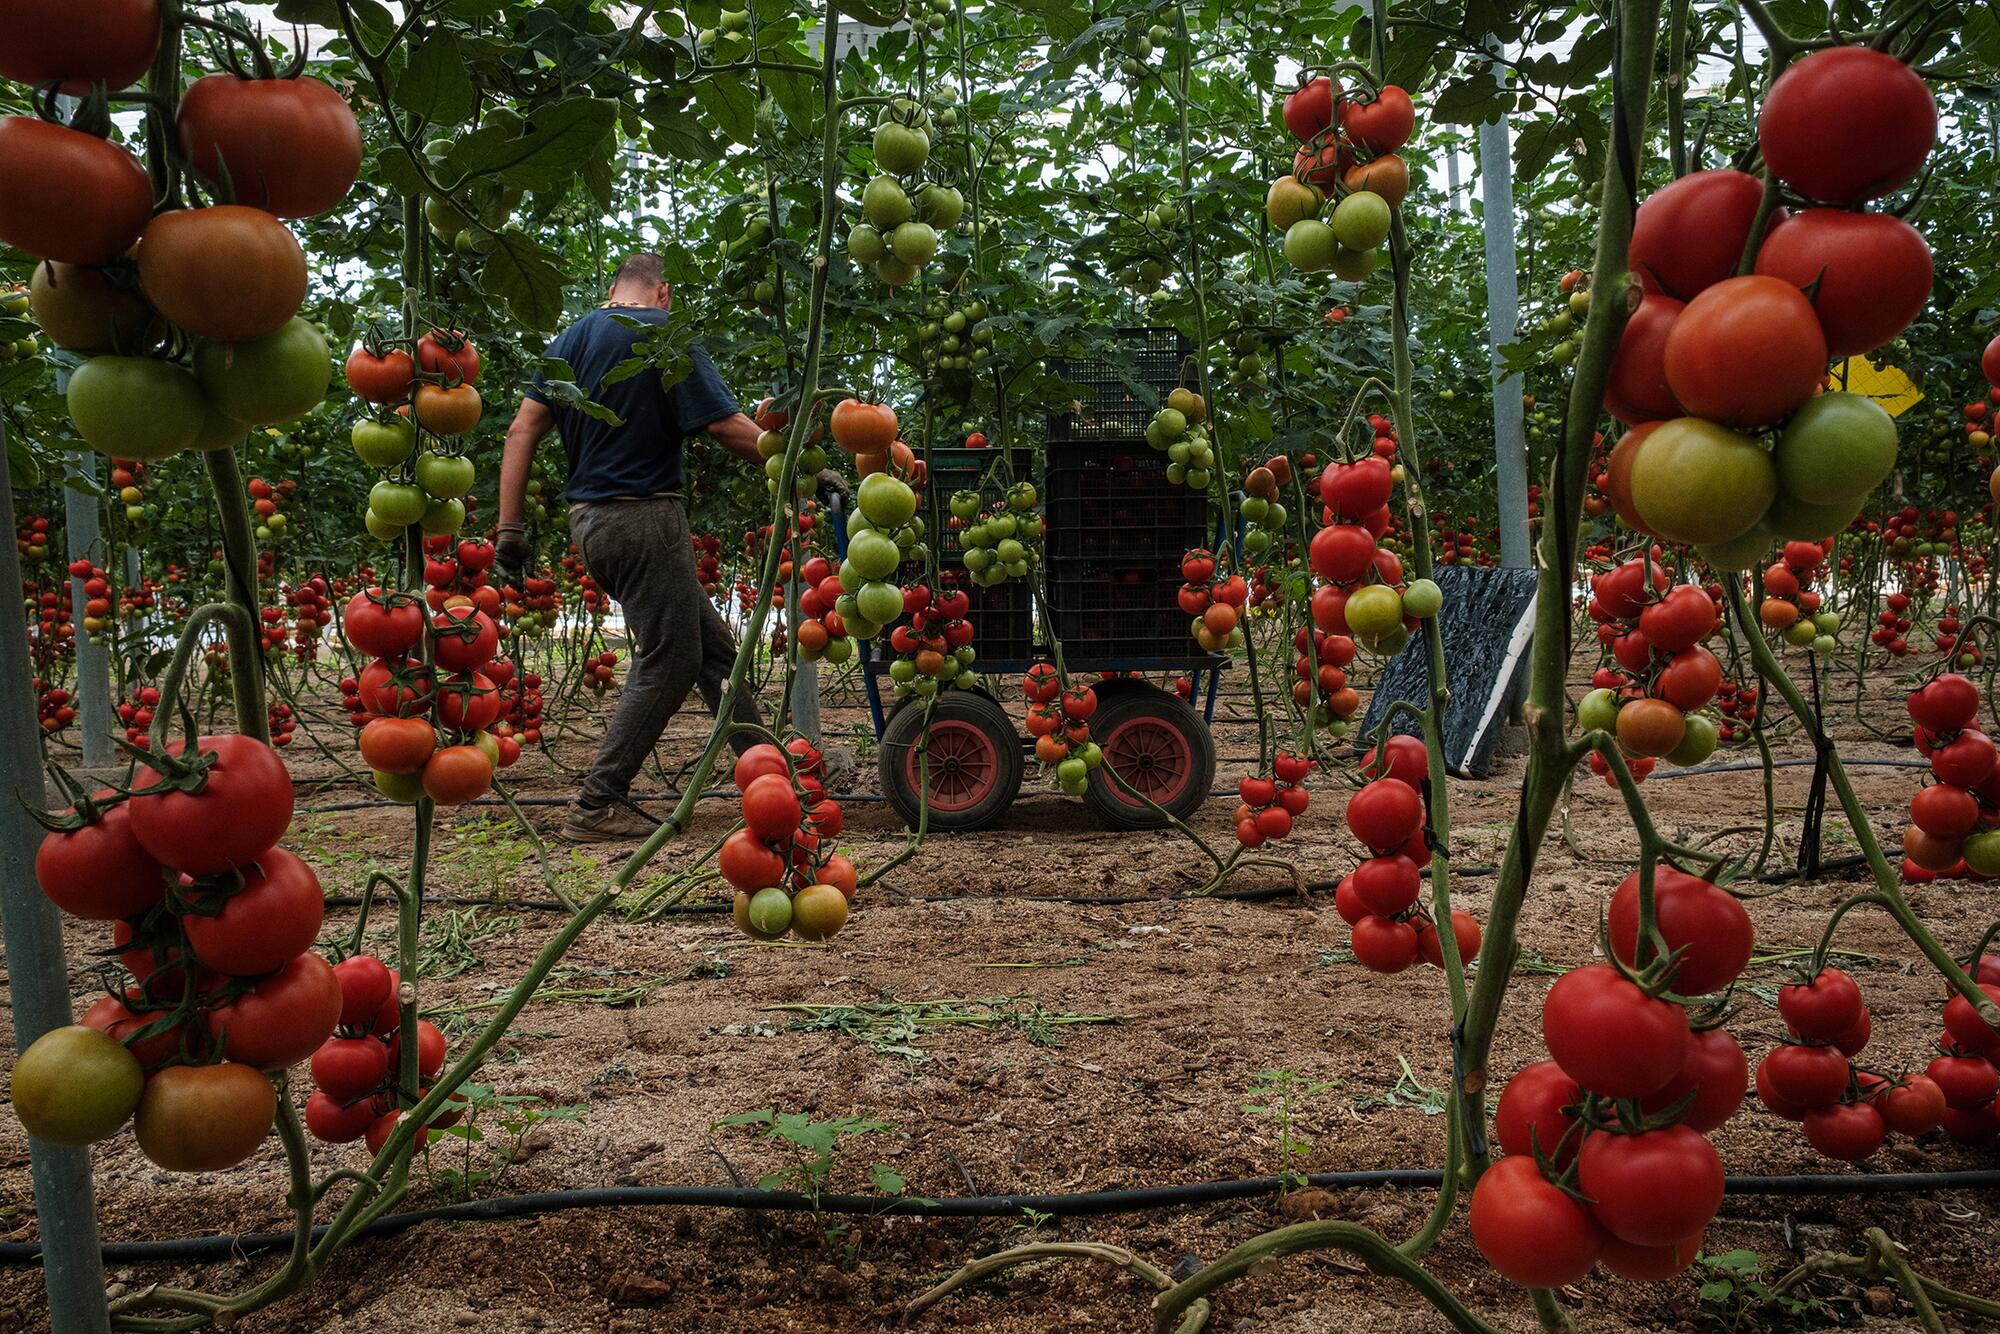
top-left (904, 719), bottom-right (1000, 813)
top-left (1101, 714), bottom-right (1192, 807)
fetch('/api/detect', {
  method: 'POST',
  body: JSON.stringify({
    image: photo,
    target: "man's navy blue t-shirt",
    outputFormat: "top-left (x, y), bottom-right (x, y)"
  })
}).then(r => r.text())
top-left (524, 307), bottom-right (739, 503)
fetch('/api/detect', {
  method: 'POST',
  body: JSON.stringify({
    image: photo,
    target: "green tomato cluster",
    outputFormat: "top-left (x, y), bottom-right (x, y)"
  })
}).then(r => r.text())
top-left (1116, 199), bottom-right (1181, 294)
top-left (912, 294), bottom-right (992, 373)
top-left (954, 480), bottom-right (1041, 586)
top-left (1116, 22), bottom-right (1173, 78)
top-left (835, 472), bottom-right (924, 643)
top-left (1281, 189), bottom-right (1389, 282)
top-left (1145, 405), bottom-right (1215, 491)
top-left (757, 422), bottom-right (830, 501)
top-left (353, 415), bottom-right (474, 542)
top-left (849, 101), bottom-right (965, 289)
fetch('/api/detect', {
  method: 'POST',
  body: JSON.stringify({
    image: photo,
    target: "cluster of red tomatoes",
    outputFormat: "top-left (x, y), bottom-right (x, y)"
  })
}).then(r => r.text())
top-left (1605, 48), bottom-right (1934, 564)
top-left (1476, 868), bottom-right (1754, 1286)
top-left (720, 740), bottom-right (857, 941)
top-left (15, 512), bottom-right (50, 561)
top-left (273, 575), bottom-right (333, 659)
top-left (69, 556), bottom-right (116, 641)
top-left (501, 568), bottom-right (562, 637)
top-left (1980, 333), bottom-right (2000, 506)
top-left (693, 531), bottom-right (725, 596)
top-left (883, 584), bottom-right (973, 691)
top-left (1309, 451), bottom-right (1432, 660)
top-left (1178, 549), bottom-right (1249, 655)
top-left (561, 548), bottom-right (609, 620)
top-left (1290, 623), bottom-right (1361, 733)
top-left (1872, 589), bottom-right (1919, 658)
top-left (1901, 674), bottom-right (2000, 881)
top-left (115, 685), bottom-right (162, 748)
top-left (782, 551), bottom-right (858, 666)
top-left (18, 734), bottom-right (341, 1172)
top-left (303, 954), bottom-right (459, 1152)
top-left (1710, 678), bottom-right (1760, 745)
top-left (1578, 557), bottom-right (1724, 769)
top-left (29, 569), bottom-right (78, 668)
top-left (266, 699), bottom-right (296, 747)
top-left (1273, 75), bottom-right (1414, 282)
top-left (245, 474), bottom-right (299, 544)
top-left (1430, 514), bottom-right (1496, 567)
top-left (1755, 963), bottom-right (1977, 1159)
top-left (345, 584), bottom-right (517, 806)
top-left (1023, 664), bottom-right (1101, 796)
top-left (1755, 541), bottom-right (1839, 656)
top-left (35, 679), bottom-right (74, 734)
top-left (1333, 738), bottom-right (1480, 973)
top-left (1232, 752), bottom-right (1310, 848)
top-left (2, 3), bottom-right (362, 462)
top-left (108, 457), bottom-right (152, 528)
top-left (580, 649), bottom-right (620, 698)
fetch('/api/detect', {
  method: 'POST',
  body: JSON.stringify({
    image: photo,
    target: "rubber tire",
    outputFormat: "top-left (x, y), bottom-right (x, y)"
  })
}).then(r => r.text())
top-left (878, 690), bottom-right (1024, 833)
top-left (1082, 684), bottom-right (1216, 830)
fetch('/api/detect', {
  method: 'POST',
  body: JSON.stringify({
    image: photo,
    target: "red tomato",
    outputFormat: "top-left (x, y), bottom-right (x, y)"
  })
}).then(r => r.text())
top-left (416, 330), bottom-right (481, 385)
top-left (1340, 84), bottom-right (1414, 153)
top-left (1345, 779), bottom-right (1424, 852)
top-left (1803, 1101), bottom-right (1886, 1162)
top-left (207, 952), bottom-right (342, 1070)
top-left (1468, 1156), bottom-right (1604, 1289)
top-left (1943, 983), bottom-right (2000, 1054)
top-left (177, 74), bottom-right (361, 219)
top-left (435, 672), bottom-right (502, 735)
top-left (1359, 734), bottom-right (1427, 788)
top-left (430, 606), bottom-right (498, 672)
top-left (1663, 275), bottom-right (1829, 428)
top-left (1349, 915), bottom-right (1418, 973)
top-left (305, 1089), bottom-right (378, 1143)
top-left (741, 773), bottom-right (803, 841)
top-left (1928, 1053), bottom-right (2000, 1109)
top-left (333, 954), bottom-right (394, 1030)
top-left (1636, 584), bottom-right (1718, 652)
top-left (35, 795), bottom-right (165, 920)
top-left (1876, 1075), bottom-right (1946, 1136)
top-left (1759, 1042), bottom-right (1850, 1108)
top-left (181, 847), bottom-right (323, 977)
top-left (1604, 294), bottom-right (1684, 424)
top-left (733, 743), bottom-right (789, 790)
top-left (421, 745), bottom-right (493, 805)
top-left (1606, 865), bottom-right (1753, 995)
top-left (1639, 1025), bottom-right (1747, 1132)
top-left (345, 345), bottom-right (416, 404)
top-left (1911, 783), bottom-right (1980, 840)
top-left (1655, 646), bottom-right (1722, 712)
top-left (1281, 76), bottom-right (1336, 140)
top-left (0, 0), bottom-right (160, 92)
top-left (82, 993), bottom-right (185, 1070)
top-left (719, 829), bottom-right (785, 890)
top-left (1907, 675), bottom-right (1980, 732)
top-left (310, 1036), bottom-right (390, 1102)
top-left (1758, 47), bottom-right (1935, 205)
top-left (1777, 967), bottom-right (1862, 1041)
top-left (0, 117), bottom-right (154, 265)
top-left (1494, 1060), bottom-right (1582, 1165)
top-left (1599, 1230), bottom-right (1705, 1281)
top-left (1577, 1125), bottom-right (1724, 1246)
top-left (1350, 854), bottom-right (1420, 916)
top-left (130, 735), bottom-right (294, 875)
top-left (1541, 965), bottom-right (1690, 1099)
top-left (1753, 210), bottom-right (1931, 357)
top-left (388, 1019), bottom-right (446, 1081)
top-left (344, 587), bottom-right (425, 657)
top-left (1629, 169), bottom-right (1777, 299)
top-left (134, 1062), bottom-right (276, 1172)
top-left (359, 716), bottom-right (437, 775)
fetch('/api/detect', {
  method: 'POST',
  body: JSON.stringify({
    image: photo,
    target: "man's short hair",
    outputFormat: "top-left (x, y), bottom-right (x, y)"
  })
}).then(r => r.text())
top-left (611, 253), bottom-right (666, 289)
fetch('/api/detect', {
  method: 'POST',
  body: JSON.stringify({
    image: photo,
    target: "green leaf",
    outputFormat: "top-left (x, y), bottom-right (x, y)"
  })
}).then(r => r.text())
top-left (646, 108), bottom-right (724, 162)
top-left (479, 232), bottom-right (568, 332)
top-left (1431, 77), bottom-right (1507, 127)
top-left (447, 98), bottom-right (620, 190)
top-left (599, 356), bottom-right (651, 387)
top-left (866, 1163), bottom-right (907, 1195)
top-left (275, 0), bottom-right (394, 36)
top-left (714, 1108), bottom-right (775, 1128)
top-left (694, 77), bottom-right (758, 147)
top-left (394, 31), bottom-right (477, 126)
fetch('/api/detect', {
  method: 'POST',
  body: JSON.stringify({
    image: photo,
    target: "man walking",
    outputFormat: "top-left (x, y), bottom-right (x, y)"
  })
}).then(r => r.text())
top-left (496, 253), bottom-right (812, 842)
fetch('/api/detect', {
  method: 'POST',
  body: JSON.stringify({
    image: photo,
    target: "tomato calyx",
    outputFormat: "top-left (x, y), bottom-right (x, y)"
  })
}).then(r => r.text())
top-left (28, 763), bottom-right (122, 834)
top-left (203, 18), bottom-right (314, 83)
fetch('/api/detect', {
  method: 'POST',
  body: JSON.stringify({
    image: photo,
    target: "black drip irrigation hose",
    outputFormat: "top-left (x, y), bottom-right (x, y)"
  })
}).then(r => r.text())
top-left (12, 1168), bottom-right (1997, 1267)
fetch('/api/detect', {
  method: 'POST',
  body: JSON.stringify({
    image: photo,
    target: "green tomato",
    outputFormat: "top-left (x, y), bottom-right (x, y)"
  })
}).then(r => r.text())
top-left (10, 1025), bottom-right (143, 1146)
top-left (1283, 219), bottom-right (1338, 272)
top-left (861, 175), bottom-right (912, 229)
top-left (1628, 417), bottom-right (1777, 547)
top-left (858, 472), bottom-right (918, 528)
top-left (67, 356), bottom-right (206, 460)
top-left (889, 656), bottom-right (917, 684)
top-left (352, 418), bottom-right (418, 469)
top-left (855, 579), bottom-right (906, 627)
top-left (1402, 577), bottom-right (1443, 619)
top-left (1666, 713), bottom-right (1718, 767)
top-left (1782, 618), bottom-right (1818, 647)
top-left (1963, 828), bottom-right (2000, 877)
top-left (191, 403), bottom-right (249, 453)
top-left (950, 490), bottom-right (983, 521)
top-left (1346, 583), bottom-right (1405, 645)
top-left (917, 183), bottom-right (965, 230)
top-left (876, 256), bottom-right (920, 287)
top-left (195, 318), bottom-right (331, 426)
top-left (420, 496), bottom-right (466, 534)
top-left (1775, 392), bottom-right (1897, 507)
top-left (364, 510), bottom-right (405, 541)
top-left (823, 636), bottom-right (854, 665)
top-left (1331, 190), bottom-right (1392, 250)
top-left (746, 886), bottom-right (794, 937)
top-left (369, 480), bottom-right (429, 526)
top-left (889, 221), bottom-right (938, 266)
top-left (414, 450), bottom-right (476, 500)
top-left (1812, 611), bottom-right (1840, 634)
top-left (1577, 687), bottom-right (1621, 734)
top-left (846, 224), bottom-right (886, 264)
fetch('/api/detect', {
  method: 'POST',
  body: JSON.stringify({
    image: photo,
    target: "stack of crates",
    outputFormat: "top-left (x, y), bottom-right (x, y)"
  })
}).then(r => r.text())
top-left (1042, 328), bottom-right (1212, 663)
top-left (908, 444), bottom-right (1036, 666)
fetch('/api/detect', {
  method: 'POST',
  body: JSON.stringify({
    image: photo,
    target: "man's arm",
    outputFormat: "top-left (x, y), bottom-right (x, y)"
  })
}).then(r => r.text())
top-left (499, 398), bottom-right (558, 528)
top-left (703, 411), bottom-right (766, 466)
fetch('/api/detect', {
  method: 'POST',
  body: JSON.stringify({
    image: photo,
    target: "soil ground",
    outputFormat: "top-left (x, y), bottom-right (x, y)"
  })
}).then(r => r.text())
top-left (2, 663), bottom-right (1997, 1333)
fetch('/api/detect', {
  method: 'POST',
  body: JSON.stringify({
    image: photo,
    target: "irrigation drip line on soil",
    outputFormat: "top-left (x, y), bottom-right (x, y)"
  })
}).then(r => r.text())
top-left (297, 756), bottom-right (1937, 817)
top-left (8, 1169), bottom-right (1996, 1267)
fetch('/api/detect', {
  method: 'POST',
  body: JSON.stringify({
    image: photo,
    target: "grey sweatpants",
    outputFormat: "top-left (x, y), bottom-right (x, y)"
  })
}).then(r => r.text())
top-left (569, 496), bottom-right (761, 807)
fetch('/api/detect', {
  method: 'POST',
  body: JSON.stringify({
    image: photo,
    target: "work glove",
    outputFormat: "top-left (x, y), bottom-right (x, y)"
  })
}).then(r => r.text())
top-left (495, 525), bottom-right (534, 591)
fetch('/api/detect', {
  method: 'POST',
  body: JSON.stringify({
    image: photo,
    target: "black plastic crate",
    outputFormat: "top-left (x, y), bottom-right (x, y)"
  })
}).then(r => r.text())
top-left (923, 446), bottom-right (1031, 559)
top-left (1043, 555), bottom-right (1190, 660)
top-left (1044, 444), bottom-right (1209, 563)
top-left (1046, 328), bottom-right (1197, 444)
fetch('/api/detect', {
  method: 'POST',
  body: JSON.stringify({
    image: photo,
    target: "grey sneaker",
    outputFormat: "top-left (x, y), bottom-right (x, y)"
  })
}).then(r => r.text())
top-left (558, 800), bottom-right (659, 843)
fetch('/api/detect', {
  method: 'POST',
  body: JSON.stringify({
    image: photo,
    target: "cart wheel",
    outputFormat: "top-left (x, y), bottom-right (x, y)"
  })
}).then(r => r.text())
top-left (1083, 684), bottom-right (1217, 829)
top-left (878, 690), bottom-right (1024, 833)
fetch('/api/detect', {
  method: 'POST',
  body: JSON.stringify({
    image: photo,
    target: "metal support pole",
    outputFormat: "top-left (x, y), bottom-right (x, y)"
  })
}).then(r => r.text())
top-left (0, 412), bottom-right (112, 1334)
top-left (1478, 46), bottom-right (1530, 570)
top-left (62, 447), bottom-right (115, 765)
